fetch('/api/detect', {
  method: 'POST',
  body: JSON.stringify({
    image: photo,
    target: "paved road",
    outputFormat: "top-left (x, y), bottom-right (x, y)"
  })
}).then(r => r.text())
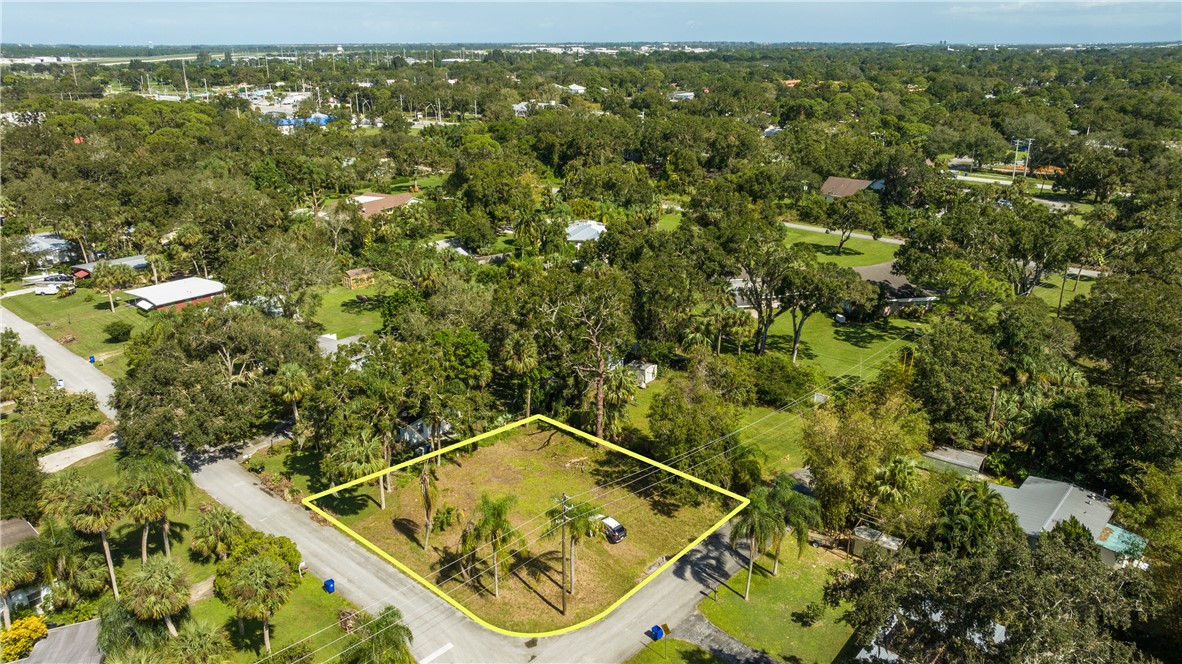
top-left (783, 221), bottom-right (904, 245)
top-left (1, 303), bottom-right (117, 420)
top-left (190, 450), bottom-right (746, 663)
top-left (949, 171), bottom-right (1054, 190)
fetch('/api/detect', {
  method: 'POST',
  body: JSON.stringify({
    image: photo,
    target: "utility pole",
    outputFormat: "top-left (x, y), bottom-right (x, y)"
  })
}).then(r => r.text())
top-left (1012, 139), bottom-right (1021, 180)
top-left (182, 60), bottom-right (190, 98)
top-left (1025, 138), bottom-right (1035, 179)
top-left (557, 493), bottom-right (571, 615)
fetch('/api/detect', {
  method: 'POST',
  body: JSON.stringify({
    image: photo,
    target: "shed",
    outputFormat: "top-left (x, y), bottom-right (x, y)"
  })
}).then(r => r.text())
top-left (850, 526), bottom-right (902, 558)
top-left (342, 267), bottom-right (376, 289)
top-left (397, 418), bottom-right (453, 447)
top-left (71, 254), bottom-right (149, 279)
top-left (626, 360), bottom-right (658, 388)
top-left (921, 446), bottom-right (986, 477)
top-left (125, 277), bottom-right (225, 312)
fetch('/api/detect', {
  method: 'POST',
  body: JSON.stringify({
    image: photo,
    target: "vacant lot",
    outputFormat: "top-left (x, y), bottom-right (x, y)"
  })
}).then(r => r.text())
top-left (313, 425), bottom-right (735, 633)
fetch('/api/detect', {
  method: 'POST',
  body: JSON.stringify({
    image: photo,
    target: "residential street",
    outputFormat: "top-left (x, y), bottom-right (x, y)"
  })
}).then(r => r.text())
top-left (782, 221), bottom-right (905, 245)
top-left (39, 435), bottom-right (119, 472)
top-left (1, 303), bottom-right (117, 420)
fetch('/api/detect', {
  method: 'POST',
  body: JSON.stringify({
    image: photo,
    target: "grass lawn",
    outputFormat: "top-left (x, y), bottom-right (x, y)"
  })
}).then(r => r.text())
top-left (189, 574), bottom-right (358, 663)
top-left (699, 546), bottom-right (858, 664)
top-left (313, 284), bottom-right (384, 338)
top-left (310, 424), bottom-right (735, 633)
top-left (389, 174), bottom-right (446, 193)
top-left (1030, 271), bottom-right (1095, 311)
top-left (658, 212), bottom-right (682, 231)
top-left (625, 638), bottom-right (724, 664)
top-left (767, 313), bottom-right (921, 379)
top-left (783, 227), bottom-right (899, 268)
top-left (2, 287), bottom-right (151, 379)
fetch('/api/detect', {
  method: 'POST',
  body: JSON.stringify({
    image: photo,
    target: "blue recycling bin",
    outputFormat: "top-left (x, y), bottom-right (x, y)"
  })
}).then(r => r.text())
top-left (323, 578), bottom-right (335, 594)
top-left (651, 625), bottom-right (664, 641)
top-left (89, 355), bottom-right (95, 363)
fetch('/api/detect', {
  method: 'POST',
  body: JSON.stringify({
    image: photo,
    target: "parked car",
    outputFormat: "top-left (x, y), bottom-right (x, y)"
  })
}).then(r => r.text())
top-left (33, 282), bottom-right (74, 296)
top-left (596, 515), bottom-right (627, 544)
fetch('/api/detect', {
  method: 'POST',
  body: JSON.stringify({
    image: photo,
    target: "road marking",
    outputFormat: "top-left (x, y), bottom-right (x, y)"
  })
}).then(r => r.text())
top-left (420, 643), bottom-right (454, 664)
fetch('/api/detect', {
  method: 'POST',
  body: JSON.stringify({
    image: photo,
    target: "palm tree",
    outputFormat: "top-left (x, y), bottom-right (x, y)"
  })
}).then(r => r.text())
top-left (936, 481), bottom-right (1013, 556)
top-left (0, 546), bottom-right (36, 629)
top-left (27, 520), bottom-right (108, 611)
top-left (342, 605), bottom-right (414, 664)
top-left (545, 499), bottom-right (600, 596)
top-left (190, 505), bottom-right (245, 561)
top-left (701, 303), bottom-right (732, 354)
top-left (599, 364), bottom-right (636, 441)
top-left (419, 463), bottom-right (439, 550)
top-left (725, 309), bottom-right (757, 356)
top-left (92, 261), bottom-right (140, 312)
top-left (729, 486), bottom-right (782, 601)
top-left (271, 363), bottom-right (312, 425)
top-left (873, 456), bottom-right (919, 507)
top-left (769, 475), bottom-right (822, 576)
top-left (124, 555), bottom-right (189, 638)
top-left (70, 480), bottom-right (123, 599)
top-left (502, 331), bottom-right (538, 419)
top-left (39, 469), bottom-right (80, 521)
top-left (326, 429), bottom-right (387, 509)
top-left (120, 462), bottom-right (170, 563)
top-left (165, 619), bottom-right (233, 664)
top-left (230, 555), bottom-right (293, 654)
top-left (126, 448), bottom-right (193, 559)
top-left (471, 494), bottom-right (522, 598)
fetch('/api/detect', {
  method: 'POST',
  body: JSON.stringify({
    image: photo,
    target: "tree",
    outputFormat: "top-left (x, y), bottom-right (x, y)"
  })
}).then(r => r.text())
top-left (935, 481), bottom-right (1019, 557)
top-left (419, 463), bottom-right (439, 550)
top-left (469, 494), bottom-right (522, 598)
top-left (340, 605), bottom-right (414, 664)
top-left (70, 480), bottom-right (123, 599)
top-left (873, 456), bottom-right (920, 507)
top-left (501, 331), bottom-right (539, 419)
top-left (324, 428), bottom-right (387, 509)
top-left (123, 555), bottom-right (189, 638)
top-left (803, 384), bottom-right (929, 529)
top-left (647, 371), bottom-right (743, 498)
top-left (27, 518), bottom-right (108, 611)
top-left (825, 194), bottom-right (885, 255)
top-left (92, 261), bottom-right (141, 312)
top-left (120, 460), bottom-right (170, 564)
top-left (1065, 275), bottom-right (1182, 397)
top-left (190, 505), bottom-right (245, 562)
top-left (0, 546), bottom-right (36, 629)
top-left (0, 443), bottom-right (43, 522)
top-left (214, 532), bottom-right (301, 637)
top-left (729, 486), bottom-right (781, 601)
top-left (1116, 461), bottom-right (1182, 652)
top-left (229, 554), bottom-right (293, 654)
top-left (909, 320), bottom-right (1003, 445)
top-left (778, 250), bottom-right (876, 362)
top-left (597, 363), bottom-right (636, 441)
top-left (1029, 387), bottom-right (1128, 491)
top-left (546, 498), bottom-right (601, 597)
top-left (38, 468), bottom-right (80, 522)
top-left (768, 474), bottom-right (821, 576)
top-left (165, 620), bottom-right (233, 664)
top-left (271, 363), bottom-right (312, 425)
top-left (122, 449), bottom-right (193, 560)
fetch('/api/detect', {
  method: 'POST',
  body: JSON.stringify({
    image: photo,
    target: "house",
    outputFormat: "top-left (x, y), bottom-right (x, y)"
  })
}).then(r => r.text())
top-left (26, 619), bottom-right (102, 664)
top-left (124, 277), bottom-right (225, 312)
top-left (763, 126), bottom-right (783, 138)
top-left (921, 446), bottom-right (986, 477)
top-left (70, 255), bottom-right (149, 279)
top-left (0, 520), bottom-right (50, 613)
top-left (853, 262), bottom-right (939, 316)
top-left (397, 418), bottom-right (453, 447)
top-left (316, 333), bottom-right (363, 357)
top-left (432, 237), bottom-right (471, 257)
top-left (25, 233), bottom-right (76, 267)
top-left (819, 176), bottom-right (885, 200)
top-left (565, 220), bottom-right (607, 247)
top-left (990, 475), bottom-right (1146, 566)
top-left (349, 192), bottom-right (422, 219)
top-left (627, 360), bottom-right (658, 388)
top-left (342, 267), bottom-right (376, 289)
top-left (668, 91), bottom-right (695, 102)
top-left (567, 83), bottom-right (586, 94)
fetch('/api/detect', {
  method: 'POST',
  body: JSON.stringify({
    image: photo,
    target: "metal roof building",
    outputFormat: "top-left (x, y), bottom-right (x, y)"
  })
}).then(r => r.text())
top-left (990, 476), bottom-right (1113, 542)
top-left (125, 277), bottom-right (225, 312)
top-left (71, 254), bottom-right (149, 278)
top-left (565, 220), bottom-right (606, 246)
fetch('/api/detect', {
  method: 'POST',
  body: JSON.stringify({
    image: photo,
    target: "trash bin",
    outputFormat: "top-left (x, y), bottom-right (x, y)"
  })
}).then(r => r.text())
top-left (89, 355), bottom-right (95, 363)
top-left (323, 578), bottom-right (335, 594)
top-left (56, 379), bottom-right (65, 389)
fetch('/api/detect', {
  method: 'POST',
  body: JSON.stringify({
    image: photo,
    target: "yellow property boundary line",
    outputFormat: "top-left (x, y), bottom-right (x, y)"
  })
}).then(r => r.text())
top-left (303, 414), bottom-right (749, 638)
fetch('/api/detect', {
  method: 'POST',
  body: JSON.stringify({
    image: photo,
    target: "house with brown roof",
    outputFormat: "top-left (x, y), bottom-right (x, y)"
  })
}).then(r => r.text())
top-left (820, 176), bottom-right (884, 200)
top-left (349, 192), bottom-right (422, 219)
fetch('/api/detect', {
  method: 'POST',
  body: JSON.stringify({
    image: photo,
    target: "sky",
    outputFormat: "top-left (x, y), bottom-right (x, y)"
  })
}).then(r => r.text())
top-left (2, 2), bottom-right (1179, 46)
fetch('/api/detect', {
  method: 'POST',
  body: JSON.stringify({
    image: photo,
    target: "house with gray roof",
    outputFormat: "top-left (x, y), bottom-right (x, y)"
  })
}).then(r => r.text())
top-left (565, 220), bottom-right (606, 247)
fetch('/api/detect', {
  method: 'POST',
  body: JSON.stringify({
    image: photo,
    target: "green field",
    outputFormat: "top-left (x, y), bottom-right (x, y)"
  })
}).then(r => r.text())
top-left (1031, 271), bottom-right (1095, 311)
top-left (3, 287), bottom-right (150, 378)
top-left (313, 284), bottom-right (384, 338)
top-left (189, 574), bottom-right (357, 663)
top-left (784, 226), bottom-right (900, 268)
top-left (699, 546), bottom-right (858, 664)
top-left (769, 313), bottom-right (920, 378)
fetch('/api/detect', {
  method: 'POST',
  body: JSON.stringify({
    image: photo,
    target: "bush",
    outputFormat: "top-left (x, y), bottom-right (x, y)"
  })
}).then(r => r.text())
top-left (1, 615), bottom-right (48, 662)
top-left (748, 353), bottom-right (820, 407)
top-left (792, 601), bottom-right (826, 627)
top-left (246, 457), bottom-right (265, 474)
top-left (103, 320), bottom-right (134, 342)
top-left (43, 597), bottom-right (100, 625)
top-left (433, 504), bottom-right (459, 532)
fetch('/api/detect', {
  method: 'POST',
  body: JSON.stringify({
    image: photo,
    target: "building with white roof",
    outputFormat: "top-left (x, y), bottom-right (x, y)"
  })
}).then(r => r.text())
top-left (125, 277), bottom-right (225, 312)
top-left (565, 220), bottom-right (607, 247)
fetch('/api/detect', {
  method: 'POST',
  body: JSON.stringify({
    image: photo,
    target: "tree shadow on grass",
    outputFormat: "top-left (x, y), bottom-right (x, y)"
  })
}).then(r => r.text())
top-left (432, 545), bottom-right (486, 593)
top-left (810, 242), bottom-right (865, 258)
top-left (763, 334), bottom-right (816, 361)
top-left (392, 517), bottom-right (420, 547)
top-left (341, 295), bottom-right (383, 316)
top-left (511, 549), bottom-right (564, 614)
top-left (223, 615), bottom-right (265, 658)
top-left (832, 319), bottom-right (908, 349)
top-left (318, 487), bottom-right (378, 518)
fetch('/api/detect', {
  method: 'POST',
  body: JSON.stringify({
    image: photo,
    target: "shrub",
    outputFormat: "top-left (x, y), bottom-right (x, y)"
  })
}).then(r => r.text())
top-left (1, 615), bottom-right (48, 661)
top-left (103, 320), bottom-right (134, 342)
top-left (246, 457), bottom-right (265, 474)
top-left (749, 354), bottom-right (819, 407)
top-left (43, 597), bottom-right (100, 625)
top-left (433, 504), bottom-right (459, 532)
top-left (792, 601), bottom-right (826, 627)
